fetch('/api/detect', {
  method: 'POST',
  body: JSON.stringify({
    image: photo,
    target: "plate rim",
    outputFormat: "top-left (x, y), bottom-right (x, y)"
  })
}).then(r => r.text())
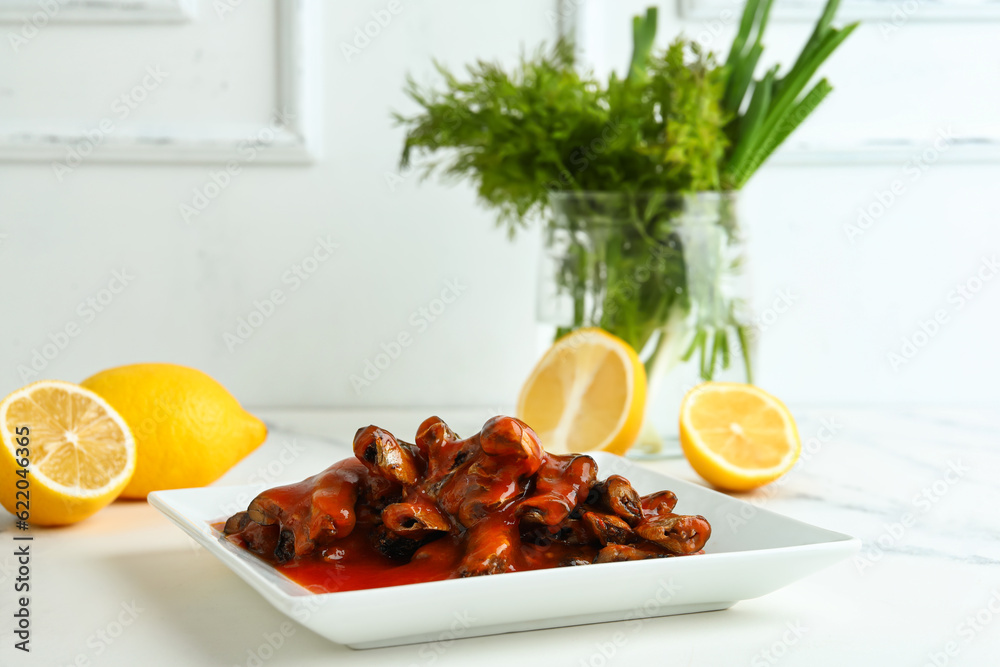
top-left (148, 452), bottom-right (860, 607)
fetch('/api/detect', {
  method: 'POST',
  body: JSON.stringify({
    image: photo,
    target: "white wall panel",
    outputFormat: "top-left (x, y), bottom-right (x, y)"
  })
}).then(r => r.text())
top-left (0, 0), bottom-right (995, 408)
top-left (0, 0), bottom-right (552, 408)
top-left (0, 0), bottom-right (314, 162)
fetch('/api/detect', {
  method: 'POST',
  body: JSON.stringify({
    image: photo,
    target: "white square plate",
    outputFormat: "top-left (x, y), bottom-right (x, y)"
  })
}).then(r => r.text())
top-left (148, 452), bottom-right (859, 649)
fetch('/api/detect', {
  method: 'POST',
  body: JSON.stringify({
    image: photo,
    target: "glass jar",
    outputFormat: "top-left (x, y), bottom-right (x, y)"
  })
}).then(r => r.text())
top-left (536, 191), bottom-right (755, 457)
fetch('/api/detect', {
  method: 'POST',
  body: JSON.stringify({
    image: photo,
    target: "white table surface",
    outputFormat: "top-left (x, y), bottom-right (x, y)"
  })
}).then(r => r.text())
top-left (2, 406), bottom-right (998, 666)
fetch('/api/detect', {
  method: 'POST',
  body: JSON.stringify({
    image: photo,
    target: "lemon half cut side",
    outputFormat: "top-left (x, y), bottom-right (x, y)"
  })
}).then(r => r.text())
top-left (517, 328), bottom-right (647, 455)
top-left (0, 380), bottom-right (136, 525)
top-left (679, 382), bottom-right (800, 492)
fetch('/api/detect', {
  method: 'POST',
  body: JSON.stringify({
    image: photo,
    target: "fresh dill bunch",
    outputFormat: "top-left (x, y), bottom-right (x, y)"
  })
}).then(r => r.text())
top-left (395, 41), bottom-right (604, 233)
top-left (395, 0), bottom-right (855, 228)
top-left (394, 38), bottom-right (728, 236)
top-left (612, 40), bottom-right (729, 193)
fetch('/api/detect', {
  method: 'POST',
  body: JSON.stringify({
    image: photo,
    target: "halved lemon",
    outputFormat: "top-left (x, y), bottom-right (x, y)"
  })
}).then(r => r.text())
top-left (679, 382), bottom-right (800, 492)
top-left (517, 328), bottom-right (646, 455)
top-left (0, 380), bottom-right (136, 525)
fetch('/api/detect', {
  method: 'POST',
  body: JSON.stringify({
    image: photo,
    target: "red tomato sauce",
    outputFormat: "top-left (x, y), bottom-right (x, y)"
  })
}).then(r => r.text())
top-left (214, 519), bottom-right (596, 593)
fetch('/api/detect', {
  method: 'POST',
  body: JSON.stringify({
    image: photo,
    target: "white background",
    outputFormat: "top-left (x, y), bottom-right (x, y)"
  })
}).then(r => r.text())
top-left (0, 0), bottom-right (997, 409)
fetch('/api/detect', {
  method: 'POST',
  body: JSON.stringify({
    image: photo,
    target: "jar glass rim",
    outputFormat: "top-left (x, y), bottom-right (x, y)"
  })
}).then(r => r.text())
top-left (548, 190), bottom-right (737, 201)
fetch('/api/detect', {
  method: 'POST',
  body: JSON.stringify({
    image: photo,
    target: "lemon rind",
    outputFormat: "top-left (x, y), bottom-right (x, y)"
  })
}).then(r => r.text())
top-left (680, 383), bottom-right (801, 479)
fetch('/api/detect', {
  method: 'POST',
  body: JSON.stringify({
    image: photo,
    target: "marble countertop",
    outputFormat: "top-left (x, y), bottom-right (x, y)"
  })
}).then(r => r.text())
top-left (2, 407), bottom-right (997, 666)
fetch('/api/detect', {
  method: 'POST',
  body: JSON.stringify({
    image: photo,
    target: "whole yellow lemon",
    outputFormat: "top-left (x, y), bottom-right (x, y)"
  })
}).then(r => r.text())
top-left (81, 363), bottom-right (267, 498)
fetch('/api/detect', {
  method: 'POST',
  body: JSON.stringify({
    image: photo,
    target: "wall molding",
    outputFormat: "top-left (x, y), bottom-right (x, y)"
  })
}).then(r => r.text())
top-left (0, 0), bottom-right (318, 165)
top-left (678, 0), bottom-right (1000, 23)
top-left (0, 0), bottom-right (197, 24)
top-left (769, 135), bottom-right (1000, 165)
